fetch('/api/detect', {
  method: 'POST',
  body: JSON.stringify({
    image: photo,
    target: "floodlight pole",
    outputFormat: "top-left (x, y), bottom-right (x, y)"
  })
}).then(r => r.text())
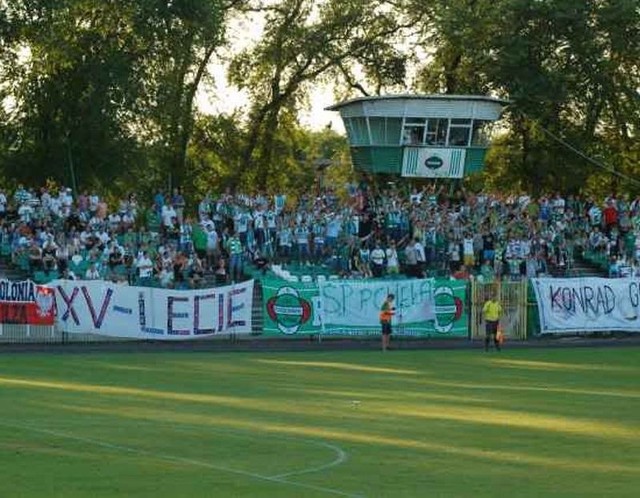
top-left (66, 132), bottom-right (78, 194)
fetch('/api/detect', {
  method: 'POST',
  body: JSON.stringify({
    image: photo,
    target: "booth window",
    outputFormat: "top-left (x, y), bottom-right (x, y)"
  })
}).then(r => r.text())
top-left (369, 117), bottom-right (386, 144)
top-left (344, 117), bottom-right (370, 145)
top-left (426, 118), bottom-right (448, 146)
top-left (472, 120), bottom-right (492, 146)
top-left (402, 118), bottom-right (426, 145)
top-left (385, 118), bottom-right (403, 145)
top-left (448, 118), bottom-right (472, 146)
top-left (369, 117), bottom-right (402, 145)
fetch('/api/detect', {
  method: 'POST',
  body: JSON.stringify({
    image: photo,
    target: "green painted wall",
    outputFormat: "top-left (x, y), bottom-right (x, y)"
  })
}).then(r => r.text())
top-left (350, 146), bottom-right (490, 176)
top-left (464, 148), bottom-right (488, 174)
top-left (351, 147), bottom-right (403, 175)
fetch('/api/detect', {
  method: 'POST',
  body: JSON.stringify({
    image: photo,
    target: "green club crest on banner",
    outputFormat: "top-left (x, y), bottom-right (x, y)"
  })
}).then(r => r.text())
top-left (424, 155), bottom-right (444, 169)
top-left (265, 286), bottom-right (313, 334)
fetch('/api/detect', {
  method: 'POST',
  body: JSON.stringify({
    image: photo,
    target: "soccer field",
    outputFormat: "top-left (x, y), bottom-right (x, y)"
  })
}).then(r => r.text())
top-left (0, 347), bottom-right (638, 497)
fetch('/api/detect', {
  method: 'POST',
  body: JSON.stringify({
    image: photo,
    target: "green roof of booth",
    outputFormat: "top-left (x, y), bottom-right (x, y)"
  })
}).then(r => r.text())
top-left (326, 94), bottom-right (509, 178)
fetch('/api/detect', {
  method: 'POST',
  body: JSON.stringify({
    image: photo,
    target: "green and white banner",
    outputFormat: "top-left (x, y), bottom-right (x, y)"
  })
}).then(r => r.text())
top-left (263, 279), bottom-right (322, 335)
top-left (319, 278), bottom-right (436, 334)
top-left (402, 147), bottom-right (466, 179)
top-left (262, 277), bottom-right (468, 337)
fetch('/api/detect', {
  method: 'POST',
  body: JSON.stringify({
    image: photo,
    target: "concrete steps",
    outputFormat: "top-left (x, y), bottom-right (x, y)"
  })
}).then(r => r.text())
top-left (0, 257), bottom-right (30, 281)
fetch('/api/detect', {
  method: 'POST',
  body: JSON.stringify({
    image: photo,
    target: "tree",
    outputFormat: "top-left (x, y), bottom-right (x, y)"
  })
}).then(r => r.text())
top-left (408, 0), bottom-right (640, 195)
top-left (137, 0), bottom-right (234, 183)
top-left (0, 1), bottom-right (146, 187)
top-left (0, 0), bottom-right (238, 192)
top-left (228, 0), bottom-right (410, 189)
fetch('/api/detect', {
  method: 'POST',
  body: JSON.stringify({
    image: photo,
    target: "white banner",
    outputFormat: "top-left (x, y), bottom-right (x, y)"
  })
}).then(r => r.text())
top-left (52, 280), bottom-right (254, 339)
top-left (402, 148), bottom-right (466, 178)
top-left (318, 278), bottom-right (436, 332)
top-left (532, 277), bottom-right (640, 334)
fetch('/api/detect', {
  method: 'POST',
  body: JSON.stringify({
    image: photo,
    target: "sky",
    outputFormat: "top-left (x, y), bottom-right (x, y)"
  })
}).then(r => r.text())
top-left (195, 10), bottom-right (346, 133)
top-left (196, 64), bottom-right (345, 133)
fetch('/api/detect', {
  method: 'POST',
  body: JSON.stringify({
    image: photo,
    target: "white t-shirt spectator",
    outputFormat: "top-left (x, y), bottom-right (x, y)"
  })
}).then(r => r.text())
top-left (588, 205), bottom-right (602, 226)
top-left (108, 213), bottom-right (121, 229)
top-left (88, 215), bottom-right (102, 230)
top-left (327, 217), bottom-right (341, 238)
top-left (254, 210), bottom-right (265, 230)
top-left (61, 190), bottom-right (73, 215)
top-left (198, 198), bottom-right (211, 220)
top-left (180, 223), bottom-right (192, 245)
top-left (370, 247), bottom-right (386, 266)
top-left (80, 230), bottom-right (93, 246)
top-left (161, 205), bottom-right (177, 227)
top-left (448, 242), bottom-right (461, 262)
top-left (121, 212), bottom-right (135, 226)
top-left (42, 191), bottom-right (53, 210)
top-left (553, 196), bottom-right (566, 214)
top-left (49, 196), bottom-right (61, 217)
top-left (159, 267), bottom-right (173, 287)
top-left (18, 204), bottom-right (34, 223)
top-left (266, 210), bottom-right (278, 230)
top-left (89, 194), bottom-right (100, 212)
top-left (463, 237), bottom-right (474, 257)
top-left (414, 241), bottom-right (426, 263)
top-left (386, 247), bottom-right (399, 271)
top-left (279, 227), bottom-right (292, 247)
top-left (201, 217), bottom-right (215, 232)
top-left (18, 235), bottom-right (30, 248)
top-left (85, 265), bottom-right (101, 280)
top-left (136, 255), bottom-right (153, 278)
top-left (97, 230), bottom-right (111, 246)
top-left (206, 227), bottom-right (218, 251)
top-left (295, 225), bottom-right (309, 244)
top-left (234, 211), bottom-right (252, 234)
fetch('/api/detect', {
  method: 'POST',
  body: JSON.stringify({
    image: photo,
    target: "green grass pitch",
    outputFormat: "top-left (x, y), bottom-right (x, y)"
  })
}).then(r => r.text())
top-left (0, 347), bottom-right (639, 497)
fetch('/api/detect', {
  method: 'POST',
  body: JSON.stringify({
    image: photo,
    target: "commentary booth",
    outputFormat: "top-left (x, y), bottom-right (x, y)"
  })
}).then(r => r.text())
top-left (326, 94), bottom-right (508, 178)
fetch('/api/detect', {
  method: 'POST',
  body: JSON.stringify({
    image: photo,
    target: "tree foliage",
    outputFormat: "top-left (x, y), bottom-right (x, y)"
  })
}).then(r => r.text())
top-left (0, 0), bottom-right (637, 198)
top-left (0, 0), bottom-right (232, 193)
top-left (227, 0), bottom-right (409, 189)
top-left (408, 0), bottom-right (639, 195)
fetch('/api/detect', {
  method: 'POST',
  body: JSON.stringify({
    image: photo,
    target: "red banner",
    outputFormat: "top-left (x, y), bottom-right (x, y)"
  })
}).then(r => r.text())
top-left (0, 281), bottom-right (54, 326)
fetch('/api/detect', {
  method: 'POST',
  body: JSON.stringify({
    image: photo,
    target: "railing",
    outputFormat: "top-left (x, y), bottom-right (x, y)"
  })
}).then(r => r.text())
top-left (470, 280), bottom-right (528, 340)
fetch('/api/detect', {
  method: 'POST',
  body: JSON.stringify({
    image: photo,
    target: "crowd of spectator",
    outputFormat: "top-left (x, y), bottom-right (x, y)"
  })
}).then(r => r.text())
top-left (0, 181), bottom-right (637, 288)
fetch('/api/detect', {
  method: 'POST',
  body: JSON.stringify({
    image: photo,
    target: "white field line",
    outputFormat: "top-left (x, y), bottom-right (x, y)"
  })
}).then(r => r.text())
top-left (166, 421), bottom-right (348, 480)
top-left (0, 421), bottom-right (363, 498)
top-left (269, 440), bottom-right (347, 479)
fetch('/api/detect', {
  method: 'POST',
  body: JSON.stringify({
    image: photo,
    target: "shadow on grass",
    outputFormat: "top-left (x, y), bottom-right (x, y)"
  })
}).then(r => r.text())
top-left (38, 402), bottom-right (640, 476)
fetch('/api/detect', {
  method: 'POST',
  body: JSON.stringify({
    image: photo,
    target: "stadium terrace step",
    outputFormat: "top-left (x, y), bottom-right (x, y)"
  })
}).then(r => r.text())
top-left (0, 258), bottom-right (30, 281)
top-left (567, 261), bottom-right (608, 278)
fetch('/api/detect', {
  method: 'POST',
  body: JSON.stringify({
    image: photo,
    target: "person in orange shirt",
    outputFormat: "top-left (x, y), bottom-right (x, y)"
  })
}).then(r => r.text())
top-left (379, 293), bottom-right (396, 352)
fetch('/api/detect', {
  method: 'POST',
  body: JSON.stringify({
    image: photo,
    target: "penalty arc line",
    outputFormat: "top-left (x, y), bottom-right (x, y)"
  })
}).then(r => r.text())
top-left (269, 441), bottom-right (348, 479)
top-left (166, 421), bottom-right (348, 480)
top-left (0, 422), bottom-right (363, 498)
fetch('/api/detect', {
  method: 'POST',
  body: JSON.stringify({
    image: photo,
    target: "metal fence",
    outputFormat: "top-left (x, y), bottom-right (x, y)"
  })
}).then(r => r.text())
top-left (470, 280), bottom-right (529, 340)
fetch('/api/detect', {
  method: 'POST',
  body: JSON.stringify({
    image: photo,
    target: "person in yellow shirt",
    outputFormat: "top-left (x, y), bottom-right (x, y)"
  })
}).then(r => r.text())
top-left (482, 291), bottom-right (503, 352)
